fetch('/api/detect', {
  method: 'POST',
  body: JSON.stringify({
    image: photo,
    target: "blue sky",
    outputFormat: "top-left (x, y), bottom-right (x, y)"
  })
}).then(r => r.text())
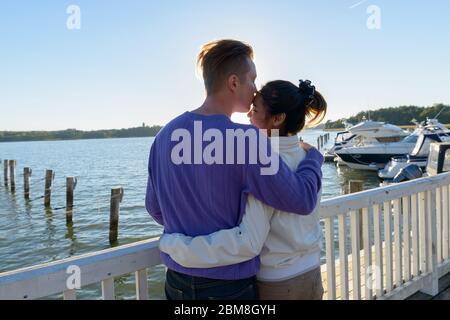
top-left (1, 0), bottom-right (449, 131)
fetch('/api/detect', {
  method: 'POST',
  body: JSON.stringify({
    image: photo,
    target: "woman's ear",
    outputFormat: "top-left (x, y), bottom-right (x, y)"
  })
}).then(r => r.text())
top-left (272, 113), bottom-right (286, 127)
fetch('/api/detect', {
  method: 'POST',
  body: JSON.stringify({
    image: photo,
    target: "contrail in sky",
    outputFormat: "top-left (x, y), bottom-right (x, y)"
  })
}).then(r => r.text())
top-left (349, 0), bottom-right (368, 9)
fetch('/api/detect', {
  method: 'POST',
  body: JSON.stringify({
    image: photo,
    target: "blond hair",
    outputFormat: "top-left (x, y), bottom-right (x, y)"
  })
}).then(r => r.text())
top-left (197, 39), bottom-right (254, 94)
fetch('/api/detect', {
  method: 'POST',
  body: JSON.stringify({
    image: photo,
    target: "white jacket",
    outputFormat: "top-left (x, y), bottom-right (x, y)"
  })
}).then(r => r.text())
top-left (159, 135), bottom-right (322, 282)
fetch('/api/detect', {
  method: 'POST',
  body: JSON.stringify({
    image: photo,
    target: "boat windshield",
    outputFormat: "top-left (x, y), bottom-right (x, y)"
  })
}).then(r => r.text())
top-left (401, 135), bottom-right (419, 144)
top-left (336, 132), bottom-right (352, 143)
top-left (375, 136), bottom-right (404, 143)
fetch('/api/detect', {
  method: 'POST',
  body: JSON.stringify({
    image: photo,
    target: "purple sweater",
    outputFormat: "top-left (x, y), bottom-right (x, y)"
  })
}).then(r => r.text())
top-left (145, 112), bottom-right (323, 280)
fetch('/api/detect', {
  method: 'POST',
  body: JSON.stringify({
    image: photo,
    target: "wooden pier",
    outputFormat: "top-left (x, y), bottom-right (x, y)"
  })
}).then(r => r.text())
top-left (0, 163), bottom-right (449, 300)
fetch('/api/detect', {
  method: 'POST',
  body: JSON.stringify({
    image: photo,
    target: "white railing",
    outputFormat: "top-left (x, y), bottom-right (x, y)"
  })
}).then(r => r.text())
top-left (0, 238), bottom-right (162, 300)
top-left (321, 172), bottom-right (450, 300)
top-left (1, 173), bottom-right (450, 300)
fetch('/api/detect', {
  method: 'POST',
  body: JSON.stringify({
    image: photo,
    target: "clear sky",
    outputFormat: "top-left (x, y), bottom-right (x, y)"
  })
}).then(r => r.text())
top-left (1, 0), bottom-right (449, 131)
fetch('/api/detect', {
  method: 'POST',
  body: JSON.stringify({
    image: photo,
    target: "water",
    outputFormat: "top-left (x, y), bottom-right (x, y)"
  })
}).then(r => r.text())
top-left (0, 130), bottom-right (381, 299)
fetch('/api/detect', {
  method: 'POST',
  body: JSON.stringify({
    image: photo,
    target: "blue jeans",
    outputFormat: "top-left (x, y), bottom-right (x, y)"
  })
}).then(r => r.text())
top-left (165, 269), bottom-right (258, 300)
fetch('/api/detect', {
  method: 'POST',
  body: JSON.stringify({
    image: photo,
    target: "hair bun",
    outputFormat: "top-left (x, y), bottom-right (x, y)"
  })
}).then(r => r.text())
top-left (299, 79), bottom-right (316, 104)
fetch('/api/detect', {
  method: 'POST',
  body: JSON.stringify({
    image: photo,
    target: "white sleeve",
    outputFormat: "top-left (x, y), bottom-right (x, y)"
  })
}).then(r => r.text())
top-left (158, 195), bottom-right (273, 268)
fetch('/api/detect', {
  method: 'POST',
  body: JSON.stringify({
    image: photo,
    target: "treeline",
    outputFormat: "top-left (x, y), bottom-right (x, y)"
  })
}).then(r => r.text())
top-left (325, 104), bottom-right (450, 129)
top-left (0, 125), bottom-right (163, 142)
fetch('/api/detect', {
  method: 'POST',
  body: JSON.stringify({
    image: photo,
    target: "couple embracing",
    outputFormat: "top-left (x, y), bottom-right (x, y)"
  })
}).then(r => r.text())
top-left (146, 39), bottom-right (327, 300)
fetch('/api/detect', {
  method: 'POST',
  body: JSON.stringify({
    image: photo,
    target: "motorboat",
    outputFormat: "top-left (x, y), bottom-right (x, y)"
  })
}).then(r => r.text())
top-left (325, 119), bottom-right (410, 165)
top-left (328, 120), bottom-right (409, 155)
top-left (335, 119), bottom-right (449, 171)
top-left (382, 142), bottom-right (450, 184)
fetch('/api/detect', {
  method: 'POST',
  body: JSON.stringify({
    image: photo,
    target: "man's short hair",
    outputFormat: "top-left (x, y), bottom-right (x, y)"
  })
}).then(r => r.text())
top-left (197, 39), bottom-right (254, 95)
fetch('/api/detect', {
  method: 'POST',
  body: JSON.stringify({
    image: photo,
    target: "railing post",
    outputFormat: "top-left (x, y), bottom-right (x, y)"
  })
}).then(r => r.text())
top-left (63, 289), bottom-right (77, 300)
top-left (348, 181), bottom-right (364, 248)
top-left (325, 217), bottom-right (336, 300)
top-left (403, 196), bottom-right (411, 282)
top-left (384, 201), bottom-right (394, 293)
top-left (411, 193), bottom-right (420, 277)
top-left (436, 187), bottom-right (443, 265)
top-left (420, 189), bottom-right (439, 296)
top-left (419, 192), bottom-right (427, 274)
top-left (135, 269), bottom-right (149, 300)
top-left (373, 204), bottom-right (384, 298)
top-left (362, 207), bottom-right (373, 300)
top-left (350, 210), bottom-right (361, 300)
top-left (443, 185), bottom-right (449, 261)
top-left (393, 199), bottom-right (403, 288)
top-left (101, 278), bottom-right (115, 300)
top-left (338, 213), bottom-right (349, 300)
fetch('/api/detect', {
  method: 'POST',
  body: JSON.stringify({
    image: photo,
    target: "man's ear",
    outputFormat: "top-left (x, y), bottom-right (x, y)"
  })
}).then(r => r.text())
top-left (227, 74), bottom-right (240, 92)
top-left (273, 113), bottom-right (286, 127)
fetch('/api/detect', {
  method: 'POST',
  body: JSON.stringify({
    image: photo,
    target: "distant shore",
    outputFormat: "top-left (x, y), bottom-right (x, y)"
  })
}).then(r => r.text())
top-left (0, 126), bottom-right (163, 143)
top-left (323, 124), bottom-right (450, 132)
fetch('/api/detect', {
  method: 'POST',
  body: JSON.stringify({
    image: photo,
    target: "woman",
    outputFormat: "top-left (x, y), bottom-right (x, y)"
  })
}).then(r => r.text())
top-left (159, 79), bottom-right (327, 300)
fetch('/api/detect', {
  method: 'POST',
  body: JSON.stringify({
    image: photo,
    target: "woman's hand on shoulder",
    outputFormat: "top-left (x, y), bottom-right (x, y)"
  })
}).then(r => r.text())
top-left (299, 141), bottom-right (314, 152)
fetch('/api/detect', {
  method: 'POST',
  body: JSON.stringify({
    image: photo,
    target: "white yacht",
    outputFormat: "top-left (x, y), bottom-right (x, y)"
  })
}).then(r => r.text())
top-left (325, 119), bottom-right (411, 166)
top-left (327, 120), bottom-right (410, 156)
top-left (331, 120), bottom-right (411, 170)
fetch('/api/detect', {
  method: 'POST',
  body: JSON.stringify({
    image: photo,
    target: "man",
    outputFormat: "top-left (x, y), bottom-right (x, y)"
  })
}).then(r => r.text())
top-left (145, 39), bottom-right (323, 300)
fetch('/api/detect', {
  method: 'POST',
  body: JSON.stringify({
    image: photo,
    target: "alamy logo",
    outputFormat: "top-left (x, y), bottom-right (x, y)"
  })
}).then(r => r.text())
top-left (366, 264), bottom-right (382, 290)
top-left (66, 5), bottom-right (81, 30)
top-left (171, 121), bottom-right (280, 176)
top-left (367, 5), bottom-right (382, 30)
top-left (349, 1), bottom-right (382, 30)
top-left (66, 265), bottom-right (81, 290)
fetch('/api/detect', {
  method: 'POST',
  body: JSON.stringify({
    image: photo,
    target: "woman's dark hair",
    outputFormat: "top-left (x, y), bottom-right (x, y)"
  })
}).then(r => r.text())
top-left (259, 80), bottom-right (327, 135)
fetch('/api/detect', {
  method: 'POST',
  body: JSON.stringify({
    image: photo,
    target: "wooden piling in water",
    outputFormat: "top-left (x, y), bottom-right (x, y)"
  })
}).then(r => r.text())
top-left (9, 160), bottom-right (16, 193)
top-left (44, 170), bottom-right (54, 207)
top-left (66, 177), bottom-right (77, 223)
top-left (109, 187), bottom-right (123, 244)
top-left (4, 160), bottom-right (8, 187)
top-left (24, 167), bottom-right (32, 200)
top-left (348, 180), bottom-right (363, 194)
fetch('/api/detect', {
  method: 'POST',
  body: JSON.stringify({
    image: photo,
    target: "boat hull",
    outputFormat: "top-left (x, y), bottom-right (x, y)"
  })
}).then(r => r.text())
top-left (336, 153), bottom-right (409, 171)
